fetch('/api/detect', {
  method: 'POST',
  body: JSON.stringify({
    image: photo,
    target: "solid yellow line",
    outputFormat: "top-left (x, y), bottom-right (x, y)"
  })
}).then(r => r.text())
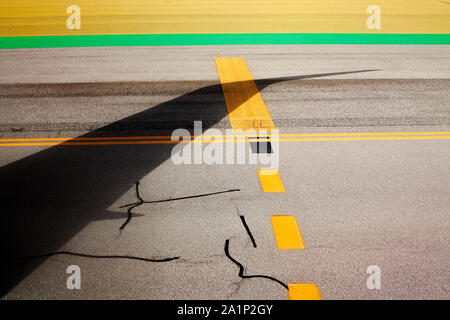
top-left (271, 215), bottom-right (305, 250)
top-left (215, 57), bottom-right (275, 131)
top-left (278, 136), bottom-right (450, 142)
top-left (288, 284), bottom-right (322, 300)
top-left (1, 131), bottom-right (449, 142)
top-left (257, 169), bottom-right (285, 193)
top-left (1, 135), bottom-right (450, 147)
top-left (0, 136), bottom-right (178, 142)
top-left (0, 141), bottom-right (179, 147)
top-left (277, 131), bottom-right (450, 137)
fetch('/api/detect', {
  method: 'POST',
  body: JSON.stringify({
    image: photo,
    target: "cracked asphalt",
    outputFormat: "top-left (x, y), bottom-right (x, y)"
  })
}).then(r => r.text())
top-left (0, 45), bottom-right (449, 299)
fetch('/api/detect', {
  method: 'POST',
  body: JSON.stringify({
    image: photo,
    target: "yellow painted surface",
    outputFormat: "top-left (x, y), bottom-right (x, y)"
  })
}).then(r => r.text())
top-left (257, 169), bottom-right (285, 193)
top-left (215, 57), bottom-right (275, 131)
top-left (288, 283), bottom-right (322, 300)
top-left (271, 215), bottom-right (305, 249)
top-left (1, 0), bottom-right (449, 37)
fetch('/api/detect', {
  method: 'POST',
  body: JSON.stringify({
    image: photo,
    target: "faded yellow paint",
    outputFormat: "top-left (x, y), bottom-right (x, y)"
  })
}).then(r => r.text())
top-left (257, 169), bottom-right (285, 193)
top-left (271, 215), bottom-right (305, 249)
top-left (1, 0), bottom-right (449, 36)
top-left (288, 283), bottom-right (322, 300)
top-left (215, 57), bottom-right (275, 131)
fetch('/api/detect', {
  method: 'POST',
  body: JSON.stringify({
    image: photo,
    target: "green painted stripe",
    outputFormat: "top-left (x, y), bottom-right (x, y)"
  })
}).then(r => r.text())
top-left (1, 33), bottom-right (449, 49)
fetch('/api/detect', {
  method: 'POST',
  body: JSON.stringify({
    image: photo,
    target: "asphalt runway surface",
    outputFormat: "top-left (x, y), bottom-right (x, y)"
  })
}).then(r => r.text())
top-left (0, 45), bottom-right (449, 299)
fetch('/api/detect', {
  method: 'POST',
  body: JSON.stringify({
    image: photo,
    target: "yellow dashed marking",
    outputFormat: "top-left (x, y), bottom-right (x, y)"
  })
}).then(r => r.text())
top-left (288, 284), bottom-right (322, 300)
top-left (215, 57), bottom-right (275, 131)
top-left (257, 169), bottom-right (285, 193)
top-left (271, 215), bottom-right (305, 249)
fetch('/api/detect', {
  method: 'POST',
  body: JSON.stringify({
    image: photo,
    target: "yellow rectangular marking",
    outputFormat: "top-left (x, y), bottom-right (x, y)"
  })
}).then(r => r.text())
top-left (271, 215), bottom-right (305, 249)
top-left (257, 169), bottom-right (285, 193)
top-left (215, 57), bottom-right (275, 131)
top-left (288, 284), bottom-right (322, 300)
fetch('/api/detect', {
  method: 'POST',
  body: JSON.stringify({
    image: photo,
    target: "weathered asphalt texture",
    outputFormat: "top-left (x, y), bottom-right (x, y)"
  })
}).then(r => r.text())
top-left (0, 45), bottom-right (449, 299)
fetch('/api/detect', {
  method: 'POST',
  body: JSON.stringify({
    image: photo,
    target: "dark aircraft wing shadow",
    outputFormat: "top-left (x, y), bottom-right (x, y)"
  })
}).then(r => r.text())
top-left (0, 69), bottom-right (377, 295)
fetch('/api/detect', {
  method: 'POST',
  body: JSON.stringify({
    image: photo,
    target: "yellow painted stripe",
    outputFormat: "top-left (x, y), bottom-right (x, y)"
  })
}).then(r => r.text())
top-left (278, 136), bottom-right (450, 142)
top-left (1, 131), bottom-right (449, 143)
top-left (276, 131), bottom-right (450, 137)
top-left (1, 135), bottom-right (450, 147)
top-left (257, 169), bottom-right (285, 193)
top-left (0, 141), bottom-right (178, 147)
top-left (1, 0), bottom-right (449, 36)
top-left (215, 57), bottom-right (275, 131)
top-left (271, 215), bottom-right (305, 250)
top-left (288, 284), bottom-right (322, 300)
top-left (0, 136), bottom-right (183, 142)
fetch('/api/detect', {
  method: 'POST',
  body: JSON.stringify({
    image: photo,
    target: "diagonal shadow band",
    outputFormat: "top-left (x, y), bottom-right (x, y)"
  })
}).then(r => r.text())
top-left (0, 69), bottom-right (379, 132)
top-left (0, 69), bottom-right (377, 296)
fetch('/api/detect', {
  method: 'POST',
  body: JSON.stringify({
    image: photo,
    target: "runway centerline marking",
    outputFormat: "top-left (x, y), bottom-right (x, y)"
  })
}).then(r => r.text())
top-left (288, 284), bottom-right (322, 300)
top-left (214, 57), bottom-right (275, 131)
top-left (257, 169), bottom-right (285, 193)
top-left (271, 215), bottom-right (305, 250)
